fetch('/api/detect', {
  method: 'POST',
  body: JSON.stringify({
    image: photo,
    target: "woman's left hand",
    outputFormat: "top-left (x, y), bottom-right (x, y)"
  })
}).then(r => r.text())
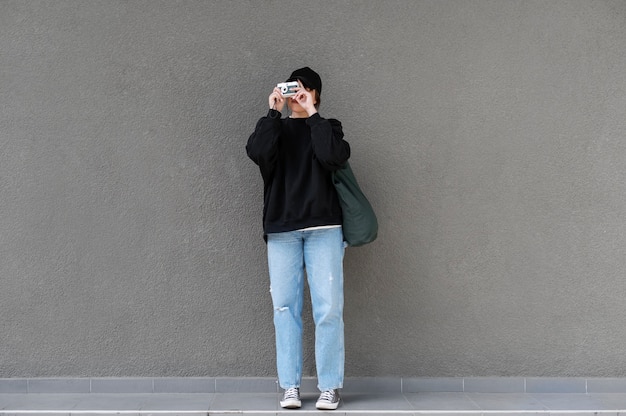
top-left (292, 81), bottom-right (318, 116)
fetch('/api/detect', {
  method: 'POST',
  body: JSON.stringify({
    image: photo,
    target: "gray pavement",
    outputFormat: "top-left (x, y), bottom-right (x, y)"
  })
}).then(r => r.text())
top-left (2, 392), bottom-right (626, 415)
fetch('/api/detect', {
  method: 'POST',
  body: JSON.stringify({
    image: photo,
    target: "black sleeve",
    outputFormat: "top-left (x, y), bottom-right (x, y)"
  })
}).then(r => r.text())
top-left (307, 113), bottom-right (351, 170)
top-left (246, 109), bottom-right (282, 181)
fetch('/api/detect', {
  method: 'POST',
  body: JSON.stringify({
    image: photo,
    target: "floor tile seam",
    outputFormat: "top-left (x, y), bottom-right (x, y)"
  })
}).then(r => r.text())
top-left (464, 392), bottom-right (492, 412)
top-left (469, 392), bottom-right (552, 412)
top-left (207, 390), bottom-right (217, 412)
top-left (400, 392), bottom-right (419, 410)
top-left (528, 392), bottom-right (609, 412)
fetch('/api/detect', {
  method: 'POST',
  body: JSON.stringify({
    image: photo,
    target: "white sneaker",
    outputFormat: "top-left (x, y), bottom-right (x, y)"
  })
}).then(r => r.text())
top-left (280, 387), bottom-right (301, 409)
top-left (316, 389), bottom-right (341, 410)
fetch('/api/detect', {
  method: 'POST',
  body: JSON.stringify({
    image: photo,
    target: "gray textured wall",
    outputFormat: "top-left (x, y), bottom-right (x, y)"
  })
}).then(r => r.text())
top-left (1, 0), bottom-right (626, 378)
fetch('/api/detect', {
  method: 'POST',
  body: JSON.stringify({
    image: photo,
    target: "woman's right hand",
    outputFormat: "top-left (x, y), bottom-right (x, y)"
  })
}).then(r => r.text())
top-left (269, 87), bottom-right (286, 112)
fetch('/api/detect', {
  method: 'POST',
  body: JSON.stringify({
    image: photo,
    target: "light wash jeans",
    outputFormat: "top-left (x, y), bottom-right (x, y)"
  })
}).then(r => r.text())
top-left (267, 227), bottom-right (345, 392)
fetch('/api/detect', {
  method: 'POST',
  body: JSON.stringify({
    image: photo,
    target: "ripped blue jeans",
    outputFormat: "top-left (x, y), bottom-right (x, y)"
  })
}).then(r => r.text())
top-left (267, 227), bottom-right (345, 392)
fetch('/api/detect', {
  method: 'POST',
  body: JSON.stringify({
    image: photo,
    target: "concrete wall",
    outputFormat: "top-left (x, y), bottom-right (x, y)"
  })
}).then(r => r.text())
top-left (1, 0), bottom-right (625, 378)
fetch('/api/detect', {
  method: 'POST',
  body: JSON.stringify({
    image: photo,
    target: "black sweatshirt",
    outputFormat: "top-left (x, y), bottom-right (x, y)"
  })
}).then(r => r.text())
top-left (246, 109), bottom-right (351, 236)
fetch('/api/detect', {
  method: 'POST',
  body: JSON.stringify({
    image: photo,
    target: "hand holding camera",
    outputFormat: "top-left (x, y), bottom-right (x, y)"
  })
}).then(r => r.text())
top-left (269, 86), bottom-right (286, 112)
top-left (269, 81), bottom-right (300, 112)
top-left (269, 80), bottom-right (317, 116)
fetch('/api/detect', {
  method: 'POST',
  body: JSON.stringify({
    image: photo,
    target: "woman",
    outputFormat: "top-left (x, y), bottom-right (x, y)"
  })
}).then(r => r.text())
top-left (246, 67), bottom-right (350, 410)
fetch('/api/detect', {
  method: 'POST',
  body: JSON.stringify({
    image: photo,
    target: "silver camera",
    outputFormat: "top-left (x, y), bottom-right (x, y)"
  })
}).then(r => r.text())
top-left (277, 81), bottom-right (299, 97)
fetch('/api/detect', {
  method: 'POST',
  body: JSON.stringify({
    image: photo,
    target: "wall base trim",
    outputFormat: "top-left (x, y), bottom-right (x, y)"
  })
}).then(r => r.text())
top-left (2, 377), bottom-right (626, 394)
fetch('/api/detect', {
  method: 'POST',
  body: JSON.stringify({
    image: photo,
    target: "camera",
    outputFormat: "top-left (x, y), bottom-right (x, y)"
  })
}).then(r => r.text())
top-left (277, 81), bottom-right (299, 97)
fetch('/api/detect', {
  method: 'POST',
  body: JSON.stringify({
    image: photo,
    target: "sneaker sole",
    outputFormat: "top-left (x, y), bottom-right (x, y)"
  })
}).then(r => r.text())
top-left (316, 399), bottom-right (340, 410)
top-left (280, 399), bottom-right (302, 409)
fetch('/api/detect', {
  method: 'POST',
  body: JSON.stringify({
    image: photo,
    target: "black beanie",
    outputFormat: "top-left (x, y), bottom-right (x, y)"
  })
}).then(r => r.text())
top-left (287, 67), bottom-right (322, 94)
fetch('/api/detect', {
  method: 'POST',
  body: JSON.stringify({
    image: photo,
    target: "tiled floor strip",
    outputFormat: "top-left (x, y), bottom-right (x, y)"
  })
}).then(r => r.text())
top-left (3, 412), bottom-right (626, 415)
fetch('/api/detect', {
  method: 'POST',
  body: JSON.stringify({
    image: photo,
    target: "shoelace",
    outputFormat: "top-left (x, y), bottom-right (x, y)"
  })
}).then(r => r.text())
top-left (318, 390), bottom-right (336, 402)
top-left (284, 388), bottom-right (299, 400)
